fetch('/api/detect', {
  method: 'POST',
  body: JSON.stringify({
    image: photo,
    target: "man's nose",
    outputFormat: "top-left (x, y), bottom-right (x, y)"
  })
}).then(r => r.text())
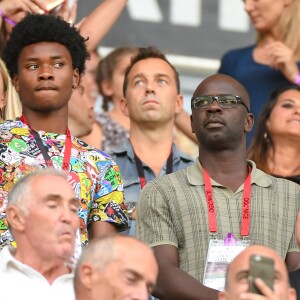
top-left (132, 283), bottom-right (149, 300)
top-left (38, 66), bottom-right (54, 80)
top-left (145, 81), bottom-right (155, 94)
top-left (206, 99), bottom-right (222, 113)
top-left (244, 0), bottom-right (254, 13)
top-left (60, 207), bottom-right (72, 224)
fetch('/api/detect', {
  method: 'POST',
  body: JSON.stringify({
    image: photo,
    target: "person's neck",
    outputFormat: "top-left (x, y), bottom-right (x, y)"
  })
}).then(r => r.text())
top-left (130, 123), bottom-right (174, 176)
top-left (256, 26), bottom-right (283, 48)
top-left (267, 137), bottom-right (300, 177)
top-left (199, 147), bottom-right (248, 192)
top-left (13, 248), bottom-right (71, 284)
top-left (22, 109), bottom-right (68, 134)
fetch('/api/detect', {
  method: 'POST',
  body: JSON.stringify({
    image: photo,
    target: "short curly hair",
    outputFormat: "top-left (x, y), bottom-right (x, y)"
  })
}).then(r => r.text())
top-left (2, 14), bottom-right (89, 79)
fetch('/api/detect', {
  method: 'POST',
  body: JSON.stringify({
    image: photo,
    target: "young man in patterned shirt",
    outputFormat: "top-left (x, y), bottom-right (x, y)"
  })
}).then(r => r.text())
top-left (0, 14), bottom-right (128, 256)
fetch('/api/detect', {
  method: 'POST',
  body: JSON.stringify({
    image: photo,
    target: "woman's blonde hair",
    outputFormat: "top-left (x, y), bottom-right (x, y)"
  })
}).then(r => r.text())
top-left (257, 0), bottom-right (300, 60)
top-left (0, 59), bottom-right (22, 120)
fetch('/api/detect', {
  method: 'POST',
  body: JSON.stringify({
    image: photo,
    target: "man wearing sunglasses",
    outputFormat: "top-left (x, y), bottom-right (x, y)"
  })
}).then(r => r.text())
top-left (136, 74), bottom-right (300, 300)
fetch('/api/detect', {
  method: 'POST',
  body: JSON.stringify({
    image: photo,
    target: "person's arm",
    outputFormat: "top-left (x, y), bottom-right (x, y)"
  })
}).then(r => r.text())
top-left (285, 252), bottom-right (300, 272)
top-left (153, 244), bottom-right (218, 300)
top-left (78, 0), bottom-right (128, 52)
top-left (89, 221), bottom-right (116, 238)
top-left (174, 110), bottom-right (198, 144)
top-left (87, 156), bottom-right (129, 239)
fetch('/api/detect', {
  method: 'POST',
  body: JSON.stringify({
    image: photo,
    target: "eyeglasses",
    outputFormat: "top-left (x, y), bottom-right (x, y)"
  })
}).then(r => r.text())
top-left (191, 95), bottom-right (250, 113)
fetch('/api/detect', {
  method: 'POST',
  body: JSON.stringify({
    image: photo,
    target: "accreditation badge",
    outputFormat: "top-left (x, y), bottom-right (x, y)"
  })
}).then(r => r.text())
top-left (203, 233), bottom-right (250, 291)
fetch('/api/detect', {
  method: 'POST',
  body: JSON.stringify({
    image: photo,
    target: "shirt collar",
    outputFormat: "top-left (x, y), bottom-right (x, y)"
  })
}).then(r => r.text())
top-left (110, 138), bottom-right (194, 163)
top-left (187, 159), bottom-right (272, 188)
top-left (0, 246), bottom-right (22, 272)
top-left (0, 246), bottom-right (75, 275)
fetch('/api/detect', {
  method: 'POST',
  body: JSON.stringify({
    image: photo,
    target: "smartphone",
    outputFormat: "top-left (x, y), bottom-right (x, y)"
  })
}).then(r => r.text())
top-left (44, 0), bottom-right (65, 12)
top-left (248, 254), bottom-right (274, 294)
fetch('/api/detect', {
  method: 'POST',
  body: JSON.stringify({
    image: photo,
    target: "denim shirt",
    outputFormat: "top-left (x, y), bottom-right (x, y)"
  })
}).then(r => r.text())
top-left (108, 139), bottom-right (194, 235)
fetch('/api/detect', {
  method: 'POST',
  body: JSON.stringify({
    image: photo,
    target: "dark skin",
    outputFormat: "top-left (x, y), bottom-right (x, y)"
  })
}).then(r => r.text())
top-left (13, 41), bottom-right (117, 237)
top-left (191, 74), bottom-right (253, 192)
top-left (153, 74), bottom-right (300, 300)
top-left (13, 42), bottom-right (78, 134)
top-left (153, 245), bottom-right (219, 300)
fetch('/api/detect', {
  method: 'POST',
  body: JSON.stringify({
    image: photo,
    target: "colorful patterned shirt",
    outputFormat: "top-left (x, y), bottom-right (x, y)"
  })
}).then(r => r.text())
top-left (0, 119), bottom-right (129, 256)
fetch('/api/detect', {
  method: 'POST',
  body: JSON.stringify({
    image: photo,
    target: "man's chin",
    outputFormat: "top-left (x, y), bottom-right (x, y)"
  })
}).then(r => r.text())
top-left (57, 244), bottom-right (75, 261)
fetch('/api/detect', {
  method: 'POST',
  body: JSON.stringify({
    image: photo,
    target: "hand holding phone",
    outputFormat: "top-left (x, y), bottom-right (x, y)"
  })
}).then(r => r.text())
top-left (248, 254), bottom-right (274, 294)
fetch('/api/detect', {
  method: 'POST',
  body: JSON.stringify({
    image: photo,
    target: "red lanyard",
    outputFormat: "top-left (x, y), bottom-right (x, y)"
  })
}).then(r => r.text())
top-left (20, 115), bottom-right (72, 171)
top-left (202, 165), bottom-right (252, 237)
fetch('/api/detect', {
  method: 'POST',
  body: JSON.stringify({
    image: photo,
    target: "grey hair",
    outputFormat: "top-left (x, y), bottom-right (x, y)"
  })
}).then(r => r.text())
top-left (75, 236), bottom-right (118, 278)
top-left (7, 168), bottom-right (68, 215)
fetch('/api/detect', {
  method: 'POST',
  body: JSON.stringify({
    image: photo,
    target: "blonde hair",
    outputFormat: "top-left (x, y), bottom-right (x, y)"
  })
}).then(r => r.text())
top-left (257, 0), bottom-right (300, 60)
top-left (0, 59), bottom-right (22, 120)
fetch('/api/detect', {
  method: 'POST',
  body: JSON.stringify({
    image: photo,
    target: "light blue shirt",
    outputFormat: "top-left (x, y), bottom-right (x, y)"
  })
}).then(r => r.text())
top-left (108, 139), bottom-right (194, 235)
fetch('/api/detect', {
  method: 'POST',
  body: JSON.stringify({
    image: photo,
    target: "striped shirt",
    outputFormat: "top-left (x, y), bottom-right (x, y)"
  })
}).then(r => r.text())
top-left (136, 160), bottom-right (300, 282)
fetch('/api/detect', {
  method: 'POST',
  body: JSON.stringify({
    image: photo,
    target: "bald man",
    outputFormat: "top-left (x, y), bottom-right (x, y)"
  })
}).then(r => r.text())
top-left (219, 245), bottom-right (296, 300)
top-left (74, 235), bottom-right (158, 300)
top-left (136, 74), bottom-right (300, 299)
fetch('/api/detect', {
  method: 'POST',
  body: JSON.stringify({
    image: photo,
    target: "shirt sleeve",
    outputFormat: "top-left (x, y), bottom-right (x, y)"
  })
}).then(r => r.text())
top-left (88, 157), bottom-right (129, 231)
top-left (135, 180), bottom-right (178, 248)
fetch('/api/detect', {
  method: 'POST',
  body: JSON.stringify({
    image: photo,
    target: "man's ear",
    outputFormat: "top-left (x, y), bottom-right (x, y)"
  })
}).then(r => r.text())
top-left (190, 114), bottom-right (195, 133)
top-left (72, 69), bottom-right (80, 89)
top-left (79, 263), bottom-right (95, 290)
top-left (13, 75), bottom-right (20, 93)
top-left (288, 287), bottom-right (297, 300)
top-left (218, 291), bottom-right (228, 300)
top-left (6, 206), bottom-right (25, 232)
top-left (175, 94), bottom-right (183, 114)
top-left (245, 113), bottom-right (254, 133)
top-left (283, 0), bottom-right (293, 6)
top-left (120, 97), bottom-right (129, 117)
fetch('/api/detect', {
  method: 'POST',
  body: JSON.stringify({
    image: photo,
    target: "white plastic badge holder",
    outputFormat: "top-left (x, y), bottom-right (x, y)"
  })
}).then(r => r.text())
top-left (203, 238), bottom-right (250, 291)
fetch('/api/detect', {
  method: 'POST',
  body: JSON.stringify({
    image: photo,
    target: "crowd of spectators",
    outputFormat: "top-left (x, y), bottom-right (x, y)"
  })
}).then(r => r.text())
top-left (0, 0), bottom-right (299, 300)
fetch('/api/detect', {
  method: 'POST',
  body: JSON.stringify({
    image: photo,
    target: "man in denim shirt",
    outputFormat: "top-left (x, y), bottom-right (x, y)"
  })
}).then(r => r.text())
top-left (108, 47), bottom-right (194, 235)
